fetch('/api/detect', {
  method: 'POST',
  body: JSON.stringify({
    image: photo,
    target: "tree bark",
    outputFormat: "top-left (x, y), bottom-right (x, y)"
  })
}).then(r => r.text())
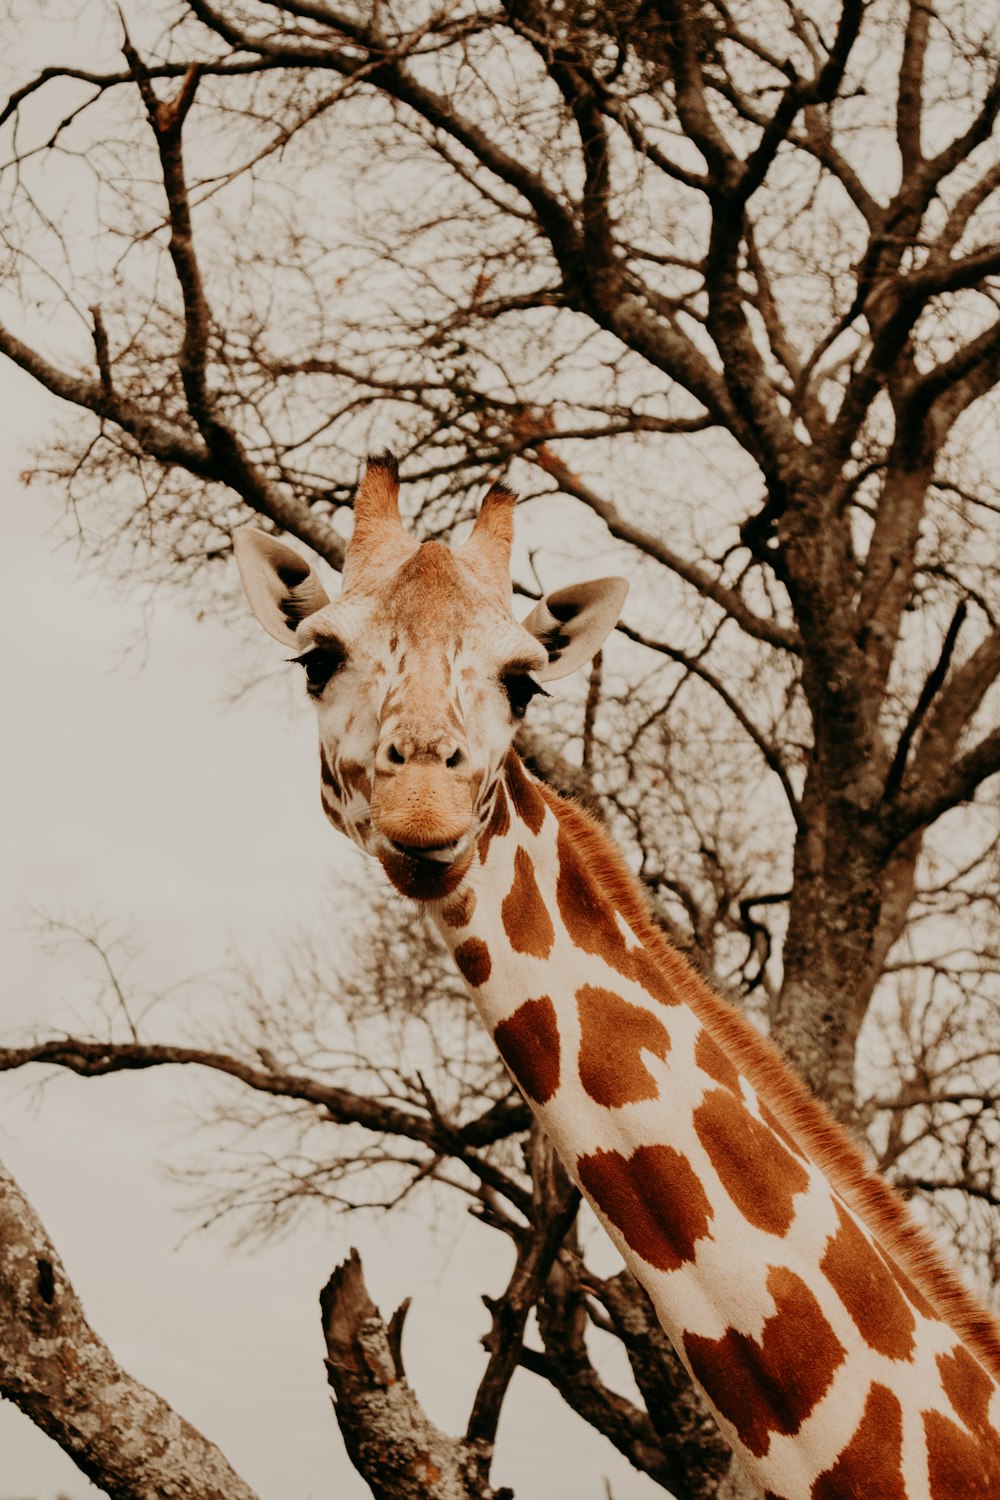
top-left (321, 1250), bottom-right (510, 1500)
top-left (0, 1159), bottom-right (259, 1500)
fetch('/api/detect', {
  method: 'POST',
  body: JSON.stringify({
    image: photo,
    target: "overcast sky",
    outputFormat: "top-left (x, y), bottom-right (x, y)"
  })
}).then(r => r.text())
top-left (0, 274), bottom-right (664, 1500)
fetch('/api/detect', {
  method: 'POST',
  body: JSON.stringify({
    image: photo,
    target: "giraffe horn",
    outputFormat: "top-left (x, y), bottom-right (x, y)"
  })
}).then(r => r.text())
top-left (459, 481), bottom-right (516, 590)
top-left (351, 451), bottom-right (404, 538)
top-left (343, 451), bottom-right (414, 585)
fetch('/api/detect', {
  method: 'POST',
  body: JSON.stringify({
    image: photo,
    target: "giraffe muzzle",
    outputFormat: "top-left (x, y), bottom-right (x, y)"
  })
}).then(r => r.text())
top-left (370, 758), bottom-right (476, 899)
top-left (371, 760), bottom-right (474, 848)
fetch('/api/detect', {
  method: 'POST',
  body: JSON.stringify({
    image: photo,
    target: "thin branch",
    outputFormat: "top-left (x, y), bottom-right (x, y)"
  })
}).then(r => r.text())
top-left (0, 1037), bottom-right (531, 1212)
top-left (466, 1126), bottom-right (579, 1453)
top-left (533, 455), bottom-right (799, 652)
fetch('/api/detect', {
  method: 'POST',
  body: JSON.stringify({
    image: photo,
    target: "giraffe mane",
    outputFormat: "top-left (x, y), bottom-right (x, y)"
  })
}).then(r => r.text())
top-left (537, 778), bottom-right (1000, 1383)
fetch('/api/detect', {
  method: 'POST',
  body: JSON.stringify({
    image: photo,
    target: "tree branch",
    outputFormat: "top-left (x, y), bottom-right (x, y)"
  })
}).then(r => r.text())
top-left (321, 1249), bottom-right (510, 1500)
top-left (896, 0), bottom-right (930, 176)
top-left (885, 722), bottom-right (1000, 846)
top-left (0, 1158), bottom-right (259, 1500)
top-left (0, 1037), bottom-right (530, 1212)
top-left (466, 1125), bottom-right (579, 1454)
top-left (0, 325), bottom-right (345, 566)
top-left (885, 600), bottom-right (967, 798)
top-left (531, 455), bottom-right (799, 651)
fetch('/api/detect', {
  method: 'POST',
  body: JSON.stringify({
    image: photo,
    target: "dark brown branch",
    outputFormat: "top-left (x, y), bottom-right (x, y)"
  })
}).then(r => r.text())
top-left (619, 621), bottom-right (803, 827)
top-left (885, 722), bottom-right (1000, 847)
top-left (90, 306), bottom-right (113, 397)
top-left (581, 649), bottom-right (602, 775)
top-left (0, 326), bottom-right (345, 566)
top-left (885, 600), bottom-right (967, 799)
top-left (516, 1335), bottom-right (672, 1484)
top-left (736, 0), bottom-right (864, 208)
top-left (188, 0), bottom-right (742, 435)
top-left (0, 57), bottom-right (293, 132)
top-left (907, 311), bottom-right (1000, 430)
top-left (533, 455), bottom-right (799, 652)
top-left (900, 621), bottom-right (1000, 799)
top-left (0, 1038), bottom-right (530, 1212)
top-left (122, 33), bottom-right (267, 510)
top-left (466, 1126), bottom-right (579, 1454)
top-left (831, 238), bottom-right (1000, 465)
top-left (896, 0), bottom-right (930, 175)
top-left (923, 58), bottom-right (1000, 194)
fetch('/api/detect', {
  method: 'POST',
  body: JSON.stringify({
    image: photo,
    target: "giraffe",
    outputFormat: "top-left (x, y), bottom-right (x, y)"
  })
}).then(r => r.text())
top-left (234, 453), bottom-right (1000, 1499)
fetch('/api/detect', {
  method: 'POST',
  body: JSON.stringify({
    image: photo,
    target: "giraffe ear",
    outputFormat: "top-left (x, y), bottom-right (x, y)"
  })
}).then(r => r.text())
top-left (521, 577), bottom-right (628, 681)
top-left (233, 527), bottom-right (331, 646)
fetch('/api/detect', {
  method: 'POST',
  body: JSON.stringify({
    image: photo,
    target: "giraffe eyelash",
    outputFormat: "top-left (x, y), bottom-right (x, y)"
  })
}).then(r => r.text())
top-left (501, 670), bottom-right (549, 720)
top-left (288, 645), bottom-right (346, 695)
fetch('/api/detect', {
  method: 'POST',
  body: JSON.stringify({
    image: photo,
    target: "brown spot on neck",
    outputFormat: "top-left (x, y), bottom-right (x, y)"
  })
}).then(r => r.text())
top-left (578, 1143), bottom-right (712, 1273)
top-left (493, 995), bottom-right (561, 1105)
top-left (501, 847), bottom-right (555, 958)
top-left (694, 1087), bottom-right (809, 1237)
top-left (477, 782), bottom-right (510, 865)
top-left (937, 1344), bottom-right (997, 1438)
top-left (812, 1383), bottom-right (906, 1500)
top-left (758, 1101), bottom-right (809, 1162)
top-left (454, 937), bottom-right (491, 988)
top-left (820, 1200), bottom-right (916, 1361)
top-left (504, 751), bottom-right (547, 835)
top-left (684, 1266), bottom-right (845, 1458)
top-left (923, 1345), bottom-right (1000, 1498)
top-left (441, 887), bottom-right (476, 929)
top-left (695, 1028), bottom-right (741, 1094)
top-left (554, 824), bottom-right (679, 1007)
top-left (874, 1240), bottom-right (939, 1322)
top-left (576, 985), bottom-right (670, 1109)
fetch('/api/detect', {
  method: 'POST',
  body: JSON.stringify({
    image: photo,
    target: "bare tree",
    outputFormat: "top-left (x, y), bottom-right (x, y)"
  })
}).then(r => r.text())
top-left (2, 1), bottom-right (1000, 1496)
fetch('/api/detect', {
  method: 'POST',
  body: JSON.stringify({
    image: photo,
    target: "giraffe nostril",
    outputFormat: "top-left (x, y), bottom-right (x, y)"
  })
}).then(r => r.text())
top-left (445, 747), bottom-right (464, 769)
top-left (386, 744), bottom-right (405, 766)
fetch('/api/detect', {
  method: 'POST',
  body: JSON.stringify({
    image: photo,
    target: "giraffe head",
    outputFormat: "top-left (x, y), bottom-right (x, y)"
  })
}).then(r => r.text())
top-left (235, 454), bottom-right (627, 900)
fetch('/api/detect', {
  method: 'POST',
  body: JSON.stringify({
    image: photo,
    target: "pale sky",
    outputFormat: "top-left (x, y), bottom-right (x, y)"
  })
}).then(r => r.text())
top-left (0, 308), bottom-right (663, 1500)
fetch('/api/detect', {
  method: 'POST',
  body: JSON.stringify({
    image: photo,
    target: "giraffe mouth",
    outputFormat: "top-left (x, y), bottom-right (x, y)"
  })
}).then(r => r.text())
top-left (376, 836), bottom-right (473, 901)
top-left (389, 838), bottom-right (458, 863)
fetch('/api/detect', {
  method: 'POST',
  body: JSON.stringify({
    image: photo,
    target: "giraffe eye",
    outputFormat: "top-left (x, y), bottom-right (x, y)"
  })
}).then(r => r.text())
top-left (290, 645), bottom-right (345, 696)
top-left (501, 671), bottom-right (548, 720)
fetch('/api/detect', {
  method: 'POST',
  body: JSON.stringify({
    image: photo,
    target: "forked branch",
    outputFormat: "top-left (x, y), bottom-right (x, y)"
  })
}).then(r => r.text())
top-left (321, 1249), bottom-right (512, 1500)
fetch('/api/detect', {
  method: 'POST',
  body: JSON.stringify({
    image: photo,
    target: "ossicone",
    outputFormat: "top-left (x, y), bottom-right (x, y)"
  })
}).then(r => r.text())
top-left (458, 480), bottom-right (517, 593)
top-left (343, 450), bottom-right (415, 586)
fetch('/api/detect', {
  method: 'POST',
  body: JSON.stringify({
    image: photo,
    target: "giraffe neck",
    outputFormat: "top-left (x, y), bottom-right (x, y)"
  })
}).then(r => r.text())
top-left (431, 753), bottom-right (1000, 1500)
